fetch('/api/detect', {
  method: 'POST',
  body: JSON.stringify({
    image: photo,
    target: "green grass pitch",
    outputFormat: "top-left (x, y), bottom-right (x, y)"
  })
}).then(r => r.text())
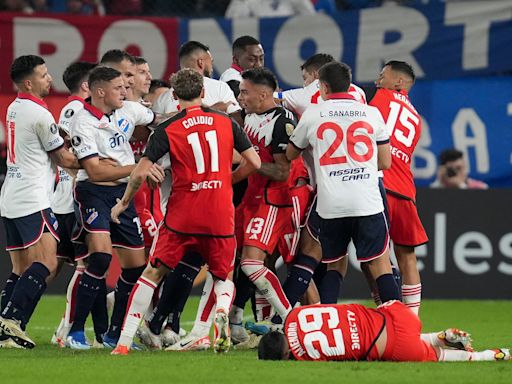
top-left (1, 297), bottom-right (510, 384)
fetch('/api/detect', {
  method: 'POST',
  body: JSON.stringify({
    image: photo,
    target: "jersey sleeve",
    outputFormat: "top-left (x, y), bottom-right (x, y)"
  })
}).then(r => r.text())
top-left (70, 116), bottom-right (98, 160)
top-left (58, 103), bottom-right (78, 134)
top-left (34, 110), bottom-right (64, 153)
top-left (271, 110), bottom-right (296, 154)
top-left (143, 126), bottom-right (170, 163)
top-left (372, 108), bottom-right (390, 144)
top-left (278, 88), bottom-right (305, 115)
top-left (124, 101), bottom-right (155, 130)
top-left (151, 90), bottom-right (178, 114)
top-left (232, 120), bottom-right (252, 153)
top-left (289, 109), bottom-right (311, 150)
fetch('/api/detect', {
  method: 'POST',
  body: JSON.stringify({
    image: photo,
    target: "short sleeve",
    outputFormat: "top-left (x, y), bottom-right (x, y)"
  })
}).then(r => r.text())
top-left (271, 110), bottom-right (296, 154)
top-left (58, 103), bottom-right (79, 135)
top-left (279, 88), bottom-right (306, 115)
top-left (143, 126), bottom-right (170, 163)
top-left (289, 110), bottom-right (311, 150)
top-left (232, 120), bottom-right (252, 153)
top-left (70, 114), bottom-right (99, 160)
top-left (34, 111), bottom-right (64, 153)
top-left (372, 108), bottom-right (390, 144)
top-left (122, 101), bottom-right (155, 135)
top-left (151, 90), bottom-right (178, 114)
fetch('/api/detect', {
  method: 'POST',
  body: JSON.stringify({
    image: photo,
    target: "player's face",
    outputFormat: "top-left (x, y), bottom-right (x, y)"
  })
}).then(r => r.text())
top-left (103, 76), bottom-right (127, 110)
top-left (110, 59), bottom-right (136, 94)
top-left (302, 68), bottom-right (316, 87)
top-left (237, 45), bottom-right (265, 70)
top-left (134, 63), bottom-right (152, 97)
top-left (199, 51), bottom-right (214, 78)
top-left (238, 79), bottom-right (264, 114)
top-left (375, 65), bottom-right (400, 90)
top-left (29, 64), bottom-right (52, 98)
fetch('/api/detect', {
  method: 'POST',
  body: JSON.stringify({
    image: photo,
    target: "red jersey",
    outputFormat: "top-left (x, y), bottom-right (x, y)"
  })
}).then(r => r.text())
top-left (144, 106), bottom-right (252, 237)
top-left (369, 88), bottom-right (421, 200)
top-left (284, 304), bottom-right (385, 361)
top-left (242, 107), bottom-right (296, 206)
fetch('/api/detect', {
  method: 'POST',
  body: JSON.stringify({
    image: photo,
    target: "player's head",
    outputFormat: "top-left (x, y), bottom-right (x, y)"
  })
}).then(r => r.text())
top-left (100, 49), bottom-right (136, 95)
top-left (88, 66), bottom-right (126, 110)
top-left (132, 56), bottom-right (152, 99)
top-left (376, 60), bottom-right (415, 92)
top-left (179, 41), bottom-right (213, 78)
top-left (11, 55), bottom-right (52, 97)
top-left (62, 61), bottom-right (97, 96)
top-left (232, 35), bottom-right (264, 71)
top-left (258, 331), bottom-right (291, 361)
top-left (301, 53), bottom-right (334, 87)
top-left (318, 61), bottom-right (352, 100)
top-left (170, 68), bottom-right (204, 102)
top-left (239, 67), bottom-right (277, 114)
top-left (144, 79), bottom-right (170, 106)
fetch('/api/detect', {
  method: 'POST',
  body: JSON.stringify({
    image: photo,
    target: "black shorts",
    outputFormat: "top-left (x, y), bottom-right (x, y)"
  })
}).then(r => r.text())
top-left (72, 181), bottom-right (144, 250)
top-left (56, 213), bottom-right (88, 263)
top-left (306, 195), bottom-right (321, 243)
top-left (319, 211), bottom-right (389, 263)
top-left (3, 208), bottom-right (59, 251)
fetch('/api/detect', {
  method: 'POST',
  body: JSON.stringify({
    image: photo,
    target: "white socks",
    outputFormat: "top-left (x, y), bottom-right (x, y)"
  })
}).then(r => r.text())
top-left (402, 284), bottom-right (421, 315)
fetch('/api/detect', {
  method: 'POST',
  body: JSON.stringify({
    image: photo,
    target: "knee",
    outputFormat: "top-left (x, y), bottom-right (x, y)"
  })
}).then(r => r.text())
top-left (87, 252), bottom-right (112, 277)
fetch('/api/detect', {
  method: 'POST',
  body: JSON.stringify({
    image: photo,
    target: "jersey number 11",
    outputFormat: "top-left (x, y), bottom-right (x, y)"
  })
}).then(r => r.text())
top-left (187, 130), bottom-right (219, 174)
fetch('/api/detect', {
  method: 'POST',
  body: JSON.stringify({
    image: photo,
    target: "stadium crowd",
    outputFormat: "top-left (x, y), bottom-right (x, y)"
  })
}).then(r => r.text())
top-left (0, 34), bottom-right (509, 363)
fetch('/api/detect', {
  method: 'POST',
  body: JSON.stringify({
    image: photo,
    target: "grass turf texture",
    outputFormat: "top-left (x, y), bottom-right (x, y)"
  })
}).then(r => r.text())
top-left (1, 297), bottom-right (510, 384)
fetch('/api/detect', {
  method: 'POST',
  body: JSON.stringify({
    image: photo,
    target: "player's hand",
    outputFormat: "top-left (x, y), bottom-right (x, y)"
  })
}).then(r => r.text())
top-left (111, 198), bottom-right (128, 224)
top-left (147, 163), bottom-right (165, 183)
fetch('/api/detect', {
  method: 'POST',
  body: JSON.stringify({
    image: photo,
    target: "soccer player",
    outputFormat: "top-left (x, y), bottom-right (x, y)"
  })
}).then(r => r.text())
top-left (50, 61), bottom-right (110, 347)
top-left (0, 55), bottom-right (81, 349)
top-left (258, 301), bottom-right (510, 362)
top-left (100, 49), bottom-right (136, 99)
top-left (132, 56), bottom-right (152, 101)
top-left (145, 41), bottom-right (243, 349)
top-left (364, 61), bottom-right (427, 314)
top-left (65, 66), bottom-right (164, 350)
top-left (228, 67), bottom-right (296, 339)
top-left (219, 35), bottom-right (265, 98)
top-left (109, 68), bottom-right (260, 355)
top-left (286, 61), bottom-right (400, 307)
top-left (143, 79), bottom-right (170, 108)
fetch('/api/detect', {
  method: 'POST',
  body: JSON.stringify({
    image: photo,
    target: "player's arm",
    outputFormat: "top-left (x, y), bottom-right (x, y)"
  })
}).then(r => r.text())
top-left (286, 143), bottom-right (303, 161)
top-left (111, 126), bottom-right (170, 223)
top-left (286, 111), bottom-right (310, 161)
top-left (374, 110), bottom-right (391, 170)
top-left (377, 142), bottom-right (391, 170)
top-left (49, 147), bottom-right (81, 169)
top-left (80, 156), bottom-right (136, 182)
top-left (230, 119), bottom-right (261, 184)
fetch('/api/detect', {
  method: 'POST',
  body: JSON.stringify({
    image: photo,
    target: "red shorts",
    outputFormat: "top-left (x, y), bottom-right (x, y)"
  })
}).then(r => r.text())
top-left (387, 193), bottom-right (428, 247)
top-left (139, 209), bottom-right (158, 248)
top-left (278, 184), bottom-right (314, 263)
top-left (149, 225), bottom-right (236, 280)
top-left (379, 301), bottom-right (437, 362)
top-left (235, 200), bottom-right (293, 255)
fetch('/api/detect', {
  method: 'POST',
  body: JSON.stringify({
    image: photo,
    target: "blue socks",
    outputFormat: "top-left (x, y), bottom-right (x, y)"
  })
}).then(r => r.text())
top-left (376, 273), bottom-right (400, 303)
top-left (0, 272), bottom-right (19, 312)
top-left (283, 253), bottom-right (319, 307)
top-left (319, 270), bottom-right (344, 304)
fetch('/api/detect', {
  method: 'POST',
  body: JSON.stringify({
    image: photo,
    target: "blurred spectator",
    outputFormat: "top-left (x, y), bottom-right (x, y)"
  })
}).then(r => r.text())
top-left (226, 0), bottom-right (315, 18)
top-left (1, 0), bottom-right (34, 13)
top-left (430, 149), bottom-right (488, 189)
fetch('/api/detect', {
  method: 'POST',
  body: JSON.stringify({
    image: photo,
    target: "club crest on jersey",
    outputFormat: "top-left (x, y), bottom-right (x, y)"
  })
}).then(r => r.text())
top-left (50, 123), bottom-right (58, 134)
top-left (285, 123), bottom-right (294, 136)
top-left (71, 136), bottom-right (82, 147)
top-left (64, 109), bottom-right (74, 118)
top-left (117, 118), bottom-right (130, 133)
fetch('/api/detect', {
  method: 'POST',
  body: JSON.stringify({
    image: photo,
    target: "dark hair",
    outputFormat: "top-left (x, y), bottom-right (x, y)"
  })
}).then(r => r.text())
top-left (149, 79), bottom-right (170, 94)
top-left (88, 66), bottom-right (122, 89)
top-left (439, 148), bottom-right (464, 165)
top-left (178, 41), bottom-right (210, 61)
top-left (62, 61), bottom-right (97, 93)
top-left (258, 331), bottom-right (288, 360)
top-left (100, 49), bottom-right (135, 65)
top-left (233, 35), bottom-right (261, 55)
top-left (11, 55), bottom-right (45, 84)
top-left (241, 67), bottom-right (277, 91)
top-left (384, 60), bottom-right (415, 82)
top-left (318, 62), bottom-right (352, 93)
top-left (133, 56), bottom-right (147, 66)
top-left (301, 53), bottom-right (334, 73)
top-left (170, 68), bottom-right (203, 101)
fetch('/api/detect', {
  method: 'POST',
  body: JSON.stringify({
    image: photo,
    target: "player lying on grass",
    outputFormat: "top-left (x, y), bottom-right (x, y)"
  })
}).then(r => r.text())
top-left (258, 300), bottom-right (509, 362)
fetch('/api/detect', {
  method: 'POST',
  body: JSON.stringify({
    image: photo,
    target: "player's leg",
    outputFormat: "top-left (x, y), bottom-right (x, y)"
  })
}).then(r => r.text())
top-left (0, 210), bottom-right (59, 349)
top-left (112, 262), bottom-right (169, 355)
top-left (421, 328), bottom-right (473, 351)
top-left (320, 257), bottom-right (347, 304)
top-left (387, 194), bottom-right (426, 315)
top-left (434, 346), bottom-right (510, 361)
top-left (395, 244), bottom-right (421, 315)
